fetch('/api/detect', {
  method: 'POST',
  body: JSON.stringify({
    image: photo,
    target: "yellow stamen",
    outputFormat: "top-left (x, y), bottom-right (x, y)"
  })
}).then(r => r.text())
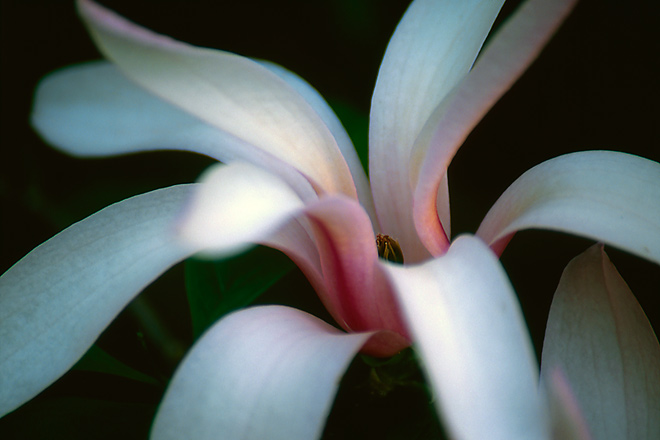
top-left (376, 234), bottom-right (404, 264)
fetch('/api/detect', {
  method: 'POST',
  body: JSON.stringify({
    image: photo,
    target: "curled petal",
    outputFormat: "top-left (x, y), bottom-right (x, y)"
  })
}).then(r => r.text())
top-left (540, 245), bottom-right (660, 440)
top-left (0, 185), bottom-right (199, 416)
top-left (175, 162), bottom-right (305, 256)
top-left (31, 61), bottom-right (316, 200)
top-left (150, 305), bottom-right (373, 440)
top-left (413, 0), bottom-right (579, 256)
top-left (77, 0), bottom-right (356, 197)
top-left (177, 163), bottom-right (328, 326)
top-left (304, 196), bottom-right (410, 356)
top-left (173, 162), bottom-right (399, 350)
top-left (259, 61), bottom-right (377, 225)
top-left (383, 235), bottom-right (548, 440)
top-left (369, 0), bottom-right (504, 262)
top-left (477, 151), bottom-right (660, 264)
top-left (182, 164), bottom-right (410, 356)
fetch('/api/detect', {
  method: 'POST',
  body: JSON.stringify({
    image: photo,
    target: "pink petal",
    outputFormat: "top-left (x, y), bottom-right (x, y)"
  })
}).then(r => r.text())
top-left (370, 0), bottom-right (505, 262)
top-left (304, 196), bottom-right (410, 356)
top-left (383, 235), bottom-right (548, 439)
top-left (263, 219), bottom-right (394, 355)
top-left (151, 305), bottom-right (374, 440)
top-left (413, 0), bottom-right (578, 256)
top-left (175, 161), bottom-right (332, 333)
top-left (477, 151), bottom-right (660, 264)
top-left (76, 0), bottom-right (357, 198)
top-left (180, 164), bottom-right (330, 337)
top-left (176, 165), bottom-right (409, 356)
top-left (540, 245), bottom-right (660, 440)
top-left (0, 185), bottom-right (200, 416)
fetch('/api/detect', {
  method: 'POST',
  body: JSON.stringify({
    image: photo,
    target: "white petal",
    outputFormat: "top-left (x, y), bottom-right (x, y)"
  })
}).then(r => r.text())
top-left (77, 0), bottom-right (357, 197)
top-left (477, 151), bottom-right (660, 264)
top-left (412, 0), bottom-right (578, 256)
top-left (175, 162), bottom-right (305, 256)
top-left (383, 235), bottom-right (548, 440)
top-left (32, 61), bottom-right (223, 158)
top-left (0, 185), bottom-right (199, 416)
top-left (31, 61), bottom-right (316, 200)
top-left (150, 305), bottom-right (372, 440)
top-left (259, 61), bottom-right (378, 226)
top-left (540, 245), bottom-right (660, 440)
top-left (369, 0), bottom-right (504, 262)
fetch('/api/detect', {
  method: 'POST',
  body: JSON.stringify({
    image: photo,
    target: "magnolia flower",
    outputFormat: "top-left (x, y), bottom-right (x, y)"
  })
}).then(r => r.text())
top-left (1, 0), bottom-right (658, 439)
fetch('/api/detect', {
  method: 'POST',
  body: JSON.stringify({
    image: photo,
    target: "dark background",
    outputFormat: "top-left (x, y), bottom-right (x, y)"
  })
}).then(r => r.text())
top-left (1, 0), bottom-right (659, 437)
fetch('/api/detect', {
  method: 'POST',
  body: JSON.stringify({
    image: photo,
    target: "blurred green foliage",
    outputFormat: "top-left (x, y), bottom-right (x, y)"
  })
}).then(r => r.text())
top-left (185, 246), bottom-right (295, 340)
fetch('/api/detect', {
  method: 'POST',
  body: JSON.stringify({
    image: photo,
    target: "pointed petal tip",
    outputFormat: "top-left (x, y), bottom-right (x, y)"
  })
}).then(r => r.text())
top-left (541, 243), bottom-right (660, 440)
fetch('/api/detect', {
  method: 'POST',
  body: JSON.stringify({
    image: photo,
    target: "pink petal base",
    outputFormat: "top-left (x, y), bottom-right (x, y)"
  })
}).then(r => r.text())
top-left (303, 196), bottom-right (411, 356)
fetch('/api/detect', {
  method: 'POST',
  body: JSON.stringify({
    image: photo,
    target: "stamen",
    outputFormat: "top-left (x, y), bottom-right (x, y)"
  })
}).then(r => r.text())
top-left (376, 234), bottom-right (404, 264)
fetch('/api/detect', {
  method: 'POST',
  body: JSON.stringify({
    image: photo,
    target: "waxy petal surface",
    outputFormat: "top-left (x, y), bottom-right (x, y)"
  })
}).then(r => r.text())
top-left (413, 0), bottom-right (578, 255)
top-left (77, 0), bottom-right (356, 197)
top-left (540, 245), bottom-right (660, 440)
top-left (31, 61), bottom-right (317, 200)
top-left (304, 196), bottom-right (410, 356)
top-left (0, 185), bottom-right (199, 416)
top-left (544, 370), bottom-right (593, 440)
top-left (178, 165), bottom-right (409, 356)
top-left (477, 151), bottom-right (660, 264)
top-left (175, 162), bottom-right (305, 256)
top-left (260, 61), bottom-right (377, 224)
top-left (151, 306), bottom-right (372, 440)
top-left (174, 162), bottom-right (333, 331)
top-left (383, 235), bottom-right (548, 440)
top-left (173, 159), bottom-right (327, 323)
top-left (369, 0), bottom-right (504, 262)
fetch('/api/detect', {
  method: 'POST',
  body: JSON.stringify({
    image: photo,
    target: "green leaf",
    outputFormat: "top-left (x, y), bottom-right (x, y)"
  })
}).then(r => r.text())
top-left (185, 245), bottom-right (294, 339)
top-left (73, 344), bottom-right (160, 386)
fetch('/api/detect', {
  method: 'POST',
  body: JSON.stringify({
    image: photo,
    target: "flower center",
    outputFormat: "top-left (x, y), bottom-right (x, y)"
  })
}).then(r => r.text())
top-left (376, 234), bottom-right (404, 264)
